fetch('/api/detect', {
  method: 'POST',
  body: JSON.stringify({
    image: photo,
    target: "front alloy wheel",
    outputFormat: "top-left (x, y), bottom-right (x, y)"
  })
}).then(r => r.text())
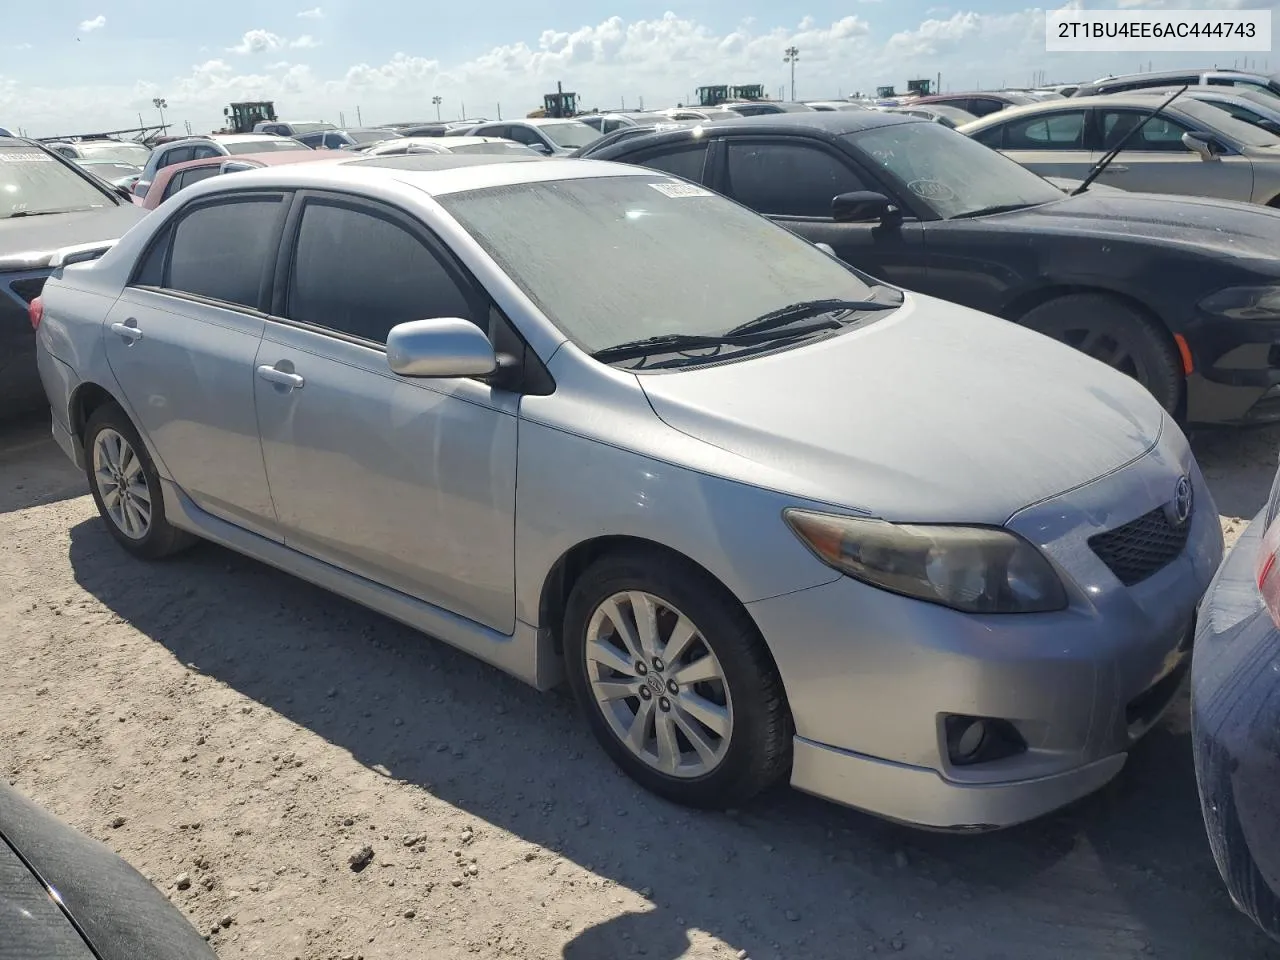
top-left (585, 591), bottom-right (734, 778)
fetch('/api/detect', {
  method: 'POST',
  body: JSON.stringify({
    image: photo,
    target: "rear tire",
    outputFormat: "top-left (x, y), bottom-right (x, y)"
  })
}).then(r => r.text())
top-left (563, 548), bottom-right (792, 809)
top-left (83, 403), bottom-right (195, 560)
top-left (1017, 293), bottom-right (1182, 414)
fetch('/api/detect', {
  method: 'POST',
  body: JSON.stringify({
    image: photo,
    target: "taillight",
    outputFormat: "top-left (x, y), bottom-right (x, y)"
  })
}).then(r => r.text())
top-left (1256, 516), bottom-right (1280, 627)
top-left (28, 295), bottom-right (43, 331)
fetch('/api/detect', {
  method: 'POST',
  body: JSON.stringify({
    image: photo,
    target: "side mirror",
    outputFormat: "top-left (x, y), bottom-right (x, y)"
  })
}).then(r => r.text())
top-left (1181, 131), bottom-right (1219, 162)
top-left (386, 317), bottom-right (497, 379)
top-left (813, 242), bottom-right (837, 257)
top-left (532, 142), bottom-right (554, 155)
top-left (832, 190), bottom-right (901, 224)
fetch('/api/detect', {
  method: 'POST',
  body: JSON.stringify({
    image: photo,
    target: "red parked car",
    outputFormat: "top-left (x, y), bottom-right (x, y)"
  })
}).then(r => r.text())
top-left (137, 149), bottom-right (345, 209)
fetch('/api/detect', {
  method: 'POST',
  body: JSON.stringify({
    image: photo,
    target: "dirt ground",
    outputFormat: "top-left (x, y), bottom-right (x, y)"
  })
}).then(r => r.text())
top-left (3, 412), bottom-right (1280, 960)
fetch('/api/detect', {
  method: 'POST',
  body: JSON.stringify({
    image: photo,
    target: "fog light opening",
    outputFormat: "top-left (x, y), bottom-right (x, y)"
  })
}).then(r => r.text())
top-left (955, 719), bottom-right (987, 760)
top-left (944, 714), bottom-right (1027, 767)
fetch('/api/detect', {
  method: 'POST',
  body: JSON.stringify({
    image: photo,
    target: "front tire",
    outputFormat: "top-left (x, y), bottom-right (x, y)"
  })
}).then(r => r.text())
top-left (83, 403), bottom-right (195, 560)
top-left (563, 549), bottom-right (792, 809)
top-left (1018, 293), bottom-right (1182, 414)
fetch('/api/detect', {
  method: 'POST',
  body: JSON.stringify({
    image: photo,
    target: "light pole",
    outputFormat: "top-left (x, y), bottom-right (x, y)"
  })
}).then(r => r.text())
top-left (783, 46), bottom-right (799, 101)
top-left (432, 95), bottom-right (442, 121)
top-left (152, 97), bottom-right (168, 131)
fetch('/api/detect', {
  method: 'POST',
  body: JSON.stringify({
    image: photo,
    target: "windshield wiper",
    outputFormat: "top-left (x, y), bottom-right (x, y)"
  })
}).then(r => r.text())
top-left (7, 206), bottom-right (96, 219)
top-left (592, 323), bottom-right (842, 363)
top-left (948, 202), bottom-right (1037, 220)
top-left (725, 297), bottom-right (899, 337)
top-left (1072, 85), bottom-right (1187, 196)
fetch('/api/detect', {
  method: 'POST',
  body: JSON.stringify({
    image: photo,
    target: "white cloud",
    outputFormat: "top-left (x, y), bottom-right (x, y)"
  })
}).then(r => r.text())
top-left (78, 15), bottom-right (106, 33)
top-left (292, 35), bottom-right (321, 49)
top-left (297, 6), bottom-right (324, 18)
top-left (9, 8), bottom-right (1280, 136)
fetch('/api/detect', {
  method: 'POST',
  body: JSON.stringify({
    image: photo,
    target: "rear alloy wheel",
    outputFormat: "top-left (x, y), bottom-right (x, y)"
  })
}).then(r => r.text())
top-left (83, 403), bottom-right (195, 560)
top-left (1018, 293), bottom-right (1183, 414)
top-left (564, 550), bottom-right (791, 809)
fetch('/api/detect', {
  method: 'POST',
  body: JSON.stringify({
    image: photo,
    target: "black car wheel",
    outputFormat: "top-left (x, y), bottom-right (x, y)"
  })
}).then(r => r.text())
top-left (1018, 293), bottom-right (1183, 414)
top-left (563, 547), bottom-right (792, 809)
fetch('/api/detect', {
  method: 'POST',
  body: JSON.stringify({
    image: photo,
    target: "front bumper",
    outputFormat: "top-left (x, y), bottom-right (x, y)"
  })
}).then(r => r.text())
top-left (1192, 508), bottom-right (1280, 940)
top-left (1183, 312), bottom-right (1280, 426)
top-left (749, 422), bottom-right (1222, 830)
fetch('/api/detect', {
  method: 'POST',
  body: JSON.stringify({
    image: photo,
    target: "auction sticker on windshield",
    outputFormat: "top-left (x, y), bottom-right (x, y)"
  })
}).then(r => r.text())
top-left (908, 179), bottom-right (956, 201)
top-left (649, 182), bottom-right (713, 198)
top-left (0, 152), bottom-right (54, 162)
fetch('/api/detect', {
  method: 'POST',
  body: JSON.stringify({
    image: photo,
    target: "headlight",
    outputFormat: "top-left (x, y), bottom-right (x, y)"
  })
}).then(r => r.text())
top-left (1198, 285), bottom-right (1280, 320)
top-left (783, 509), bottom-right (1068, 614)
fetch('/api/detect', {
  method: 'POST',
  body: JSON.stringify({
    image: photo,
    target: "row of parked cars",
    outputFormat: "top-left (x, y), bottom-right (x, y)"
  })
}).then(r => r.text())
top-left (4, 69), bottom-right (1280, 947)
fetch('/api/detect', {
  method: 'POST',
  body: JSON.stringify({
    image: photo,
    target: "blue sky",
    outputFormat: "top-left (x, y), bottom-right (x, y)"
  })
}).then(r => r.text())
top-left (4, 1), bottom-right (1277, 135)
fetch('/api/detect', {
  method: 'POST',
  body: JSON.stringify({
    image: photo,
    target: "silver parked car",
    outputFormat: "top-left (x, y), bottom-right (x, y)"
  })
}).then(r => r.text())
top-left (960, 94), bottom-right (1280, 204)
top-left (32, 154), bottom-right (1223, 830)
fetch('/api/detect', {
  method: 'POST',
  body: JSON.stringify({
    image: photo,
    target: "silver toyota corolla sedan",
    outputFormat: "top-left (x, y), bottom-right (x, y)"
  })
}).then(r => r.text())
top-left (31, 153), bottom-right (1224, 830)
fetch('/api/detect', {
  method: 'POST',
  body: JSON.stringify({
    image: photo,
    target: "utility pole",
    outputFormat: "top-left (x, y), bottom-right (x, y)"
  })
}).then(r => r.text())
top-left (497, 103), bottom-right (502, 120)
top-left (461, 101), bottom-right (466, 120)
top-left (783, 45), bottom-right (799, 100)
top-left (432, 96), bottom-right (442, 121)
top-left (152, 97), bottom-right (168, 131)
top-left (356, 105), bottom-right (363, 126)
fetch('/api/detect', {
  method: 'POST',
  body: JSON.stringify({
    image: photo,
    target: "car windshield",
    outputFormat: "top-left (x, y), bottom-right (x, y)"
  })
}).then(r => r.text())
top-left (537, 122), bottom-right (602, 149)
top-left (78, 161), bottom-right (142, 180)
top-left (287, 122), bottom-right (334, 135)
top-left (449, 141), bottom-right (540, 156)
top-left (225, 138), bottom-right (309, 154)
top-left (437, 175), bottom-right (886, 356)
top-left (1174, 98), bottom-right (1280, 147)
top-left (78, 142), bottom-right (151, 165)
top-left (847, 120), bottom-right (1064, 218)
top-left (348, 129), bottom-right (402, 144)
top-left (0, 146), bottom-right (112, 218)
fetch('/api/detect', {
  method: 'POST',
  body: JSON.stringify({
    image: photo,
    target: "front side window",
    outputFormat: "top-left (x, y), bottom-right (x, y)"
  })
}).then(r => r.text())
top-left (848, 120), bottom-right (1063, 219)
top-left (165, 197), bottom-right (282, 308)
top-left (437, 175), bottom-right (883, 356)
top-left (286, 201), bottom-right (474, 344)
top-left (1101, 111), bottom-right (1194, 151)
top-left (1002, 111), bottom-right (1087, 150)
top-left (0, 145), bottom-right (113, 218)
top-left (725, 141), bottom-right (869, 218)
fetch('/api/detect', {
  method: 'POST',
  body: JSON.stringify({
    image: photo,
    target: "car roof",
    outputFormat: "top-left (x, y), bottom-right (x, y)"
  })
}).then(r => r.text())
top-left (514, 118), bottom-right (591, 127)
top-left (181, 154), bottom-right (654, 201)
top-left (958, 93), bottom-right (1201, 128)
top-left (212, 133), bottom-right (296, 143)
top-left (642, 110), bottom-right (917, 138)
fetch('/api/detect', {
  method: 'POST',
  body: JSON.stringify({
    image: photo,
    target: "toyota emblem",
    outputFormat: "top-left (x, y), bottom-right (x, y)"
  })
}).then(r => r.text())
top-left (1171, 476), bottom-right (1193, 527)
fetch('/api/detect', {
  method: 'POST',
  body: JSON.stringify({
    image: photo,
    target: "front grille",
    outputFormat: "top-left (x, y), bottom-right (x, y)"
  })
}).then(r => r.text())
top-left (1089, 505), bottom-right (1191, 586)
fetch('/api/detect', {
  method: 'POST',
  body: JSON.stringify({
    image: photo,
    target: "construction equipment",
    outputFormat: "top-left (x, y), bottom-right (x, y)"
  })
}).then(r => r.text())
top-left (535, 83), bottom-right (580, 119)
top-left (732, 84), bottom-right (765, 101)
top-left (906, 78), bottom-right (933, 96)
top-left (223, 101), bottom-right (277, 134)
top-left (697, 84), bottom-right (766, 107)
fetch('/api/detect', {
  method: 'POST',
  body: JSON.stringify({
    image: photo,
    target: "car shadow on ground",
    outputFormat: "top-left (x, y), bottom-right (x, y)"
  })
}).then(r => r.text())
top-left (65, 518), bottom-right (1280, 960)
top-left (0, 413), bottom-right (86, 514)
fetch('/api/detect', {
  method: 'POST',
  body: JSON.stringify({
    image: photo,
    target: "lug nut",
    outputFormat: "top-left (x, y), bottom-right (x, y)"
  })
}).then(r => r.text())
top-left (666, 679), bottom-right (679, 695)
top-left (652, 657), bottom-right (665, 672)
top-left (635, 661), bottom-right (647, 676)
top-left (658, 697), bottom-right (671, 712)
top-left (638, 687), bottom-right (652, 701)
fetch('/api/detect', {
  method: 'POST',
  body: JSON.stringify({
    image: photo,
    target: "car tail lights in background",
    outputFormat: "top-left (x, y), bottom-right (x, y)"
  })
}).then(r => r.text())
top-left (1256, 514), bottom-right (1280, 628)
top-left (28, 295), bottom-right (43, 331)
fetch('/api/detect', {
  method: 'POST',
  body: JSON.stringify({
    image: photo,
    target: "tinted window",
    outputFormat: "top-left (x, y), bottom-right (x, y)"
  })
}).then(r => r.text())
top-left (506, 126), bottom-right (545, 147)
top-left (725, 141), bottom-right (869, 218)
top-left (966, 99), bottom-right (1007, 117)
top-left (634, 144), bottom-right (708, 181)
top-left (287, 201), bottom-right (474, 343)
top-left (972, 125), bottom-right (1004, 148)
top-left (165, 197), bottom-right (282, 308)
top-left (1002, 111), bottom-right (1086, 149)
top-left (192, 145), bottom-right (221, 160)
top-left (298, 132), bottom-right (325, 148)
top-left (158, 146), bottom-right (194, 168)
top-left (1101, 111), bottom-right (1193, 151)
top-left (165, 165), bottom-right (222, 200)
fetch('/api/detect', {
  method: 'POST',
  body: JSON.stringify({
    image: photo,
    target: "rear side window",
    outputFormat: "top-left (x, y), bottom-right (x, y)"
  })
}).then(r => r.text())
top-left (158, 146), bottom-right (194, 169)
top-left (286, 200), bottom-right (474, 343)
top-left (1002, 111), bottom-right (1087, 149)
top-left (165, 197), bottom-right (283, 308)
top-left (724, 141), bottom-right (869, 218)
top-left (164, 166), bottom-right (222, 201)
top-left (633, 144), bottom-right (708, 181)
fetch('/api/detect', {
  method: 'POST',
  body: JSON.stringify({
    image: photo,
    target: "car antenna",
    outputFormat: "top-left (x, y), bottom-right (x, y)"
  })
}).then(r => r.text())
top-left (1071, 85), bottom-right (1188, 196)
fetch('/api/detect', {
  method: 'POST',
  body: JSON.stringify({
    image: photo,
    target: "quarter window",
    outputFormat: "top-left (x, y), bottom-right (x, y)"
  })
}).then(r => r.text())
top-left (725, 141), bottom-right (869, 218)
top-left (164, 197), bottom-right (283, 308)
top-left (286, 201), bottom-right (474, 344)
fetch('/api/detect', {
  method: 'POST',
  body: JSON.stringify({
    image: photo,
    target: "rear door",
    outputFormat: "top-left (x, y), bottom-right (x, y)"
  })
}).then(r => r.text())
top-left (103, 190), bottom-right (288, 539)
top-left (707, 135), bottom-right (927, 288)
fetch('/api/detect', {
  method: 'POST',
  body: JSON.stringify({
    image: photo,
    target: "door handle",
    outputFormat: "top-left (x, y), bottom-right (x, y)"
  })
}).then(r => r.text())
top-left (109, 320), bottom-right (142, 342)
top-left (256, 364), bottom-right (305, 389)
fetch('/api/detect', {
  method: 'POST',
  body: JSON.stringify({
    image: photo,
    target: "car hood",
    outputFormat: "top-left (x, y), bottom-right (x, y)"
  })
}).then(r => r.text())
top-left (638, 294), bottom-right (1164, 524)
top-left (990, 190), bottom-right (1280, 260)
top-left (0, 839), bottom-right (95, 959)
top-left (0, 203), bottom-right (145, 260)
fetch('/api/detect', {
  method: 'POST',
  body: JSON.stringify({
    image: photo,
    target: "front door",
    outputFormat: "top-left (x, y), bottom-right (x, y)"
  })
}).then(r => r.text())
top-left (709, 136), bottom-right (927, 289)
top-left (103, 191), bottom-right (289, 539)
top-left (1094, 108), bottom-right (1255, 201)
top-left (253, 192), bottom-right (519, 633)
